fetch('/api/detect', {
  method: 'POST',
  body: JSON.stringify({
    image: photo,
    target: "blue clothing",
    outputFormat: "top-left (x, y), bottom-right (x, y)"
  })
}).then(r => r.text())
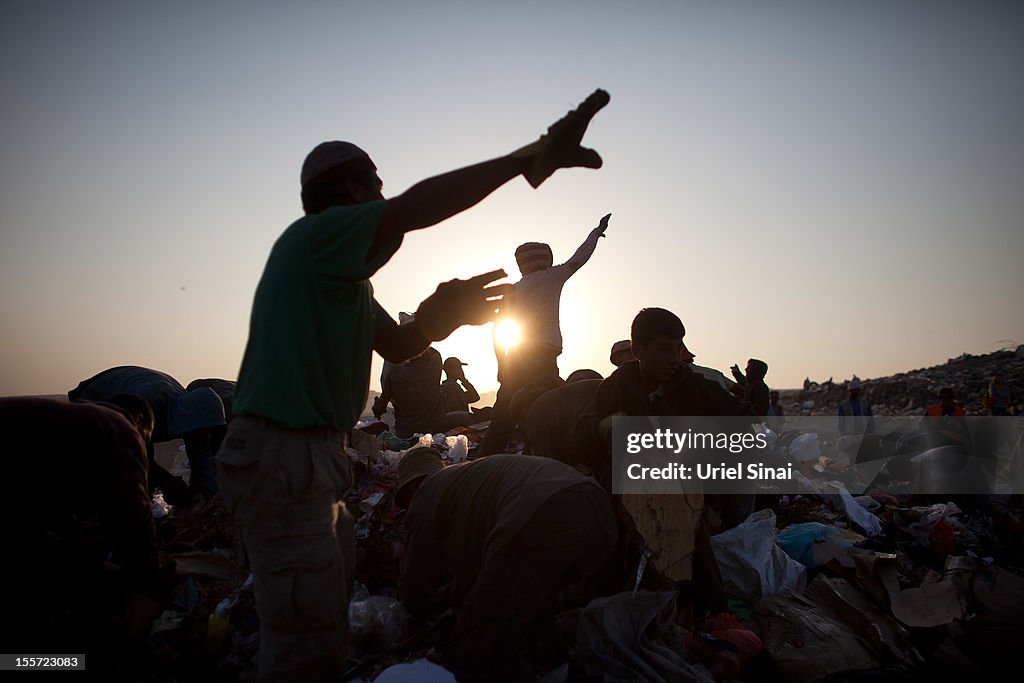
top-left (838, 398), bottom-right (874, 435)
top-left (69, 365), bottom-right (225, 497)
top-left (70, 366), bottom-right (225, 441)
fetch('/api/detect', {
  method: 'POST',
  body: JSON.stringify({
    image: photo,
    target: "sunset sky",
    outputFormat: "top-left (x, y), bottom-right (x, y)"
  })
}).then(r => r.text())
top-left (2, 1), bottom-right (1022, 400)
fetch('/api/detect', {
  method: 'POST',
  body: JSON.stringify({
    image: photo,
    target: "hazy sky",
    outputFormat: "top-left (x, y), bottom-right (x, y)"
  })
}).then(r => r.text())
top-left (2, 0), bottom-right (1022, 398)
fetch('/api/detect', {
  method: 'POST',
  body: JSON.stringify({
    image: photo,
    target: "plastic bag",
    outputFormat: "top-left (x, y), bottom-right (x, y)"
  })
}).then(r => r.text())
top-left (787, 433), bottom-right (821, 462)
top-left (777, 522), bottom-right (850, 567)
top-left (711, 510), bottom-right (807, 601)
top-left (373, 658), bottom-right (457, 682)
top-left (823, 481), bottom-right (883, 536)
top-left (152, 492), bottom-right (171, 519)
top-left (348, 595), bottom-right (409, 652)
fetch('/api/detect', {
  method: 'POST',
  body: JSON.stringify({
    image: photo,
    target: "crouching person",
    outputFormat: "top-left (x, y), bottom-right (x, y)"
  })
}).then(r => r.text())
top-left (395, 447), bottom-right (618, 682)
top-left (0, 397), bottom-right (162, 656)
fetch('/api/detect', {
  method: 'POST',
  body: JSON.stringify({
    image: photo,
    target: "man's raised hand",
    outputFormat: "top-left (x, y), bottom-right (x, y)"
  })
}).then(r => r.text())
top-left (415, 269), bottom-right (510, 342)
top-left (512, 89), bottom-right (610, 188)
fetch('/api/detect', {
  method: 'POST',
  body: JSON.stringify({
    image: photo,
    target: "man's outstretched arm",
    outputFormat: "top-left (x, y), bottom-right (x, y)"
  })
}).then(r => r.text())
top-left (563, 213), bottom-right (610, 272)
top-left (375, 89), bottom-right (610, 249)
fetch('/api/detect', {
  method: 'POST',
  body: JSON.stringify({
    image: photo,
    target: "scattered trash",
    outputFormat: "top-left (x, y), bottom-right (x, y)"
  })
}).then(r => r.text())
top-left (573, 591), bottom-right (715, 683)
top-left (348, 595), bottom-right (410, 652)
top-left (777, 522), bottom-right (851, 568)
top-left (905, 502), bottom-right (962, 549)
top-left (823, 481), bottom-right (883, 536)
top-left (755, 575), bottom-right (920, 683)
top-left (171, 550), bottom-right (236, 580)
top-left (788, 433), bottom-right (821, 462)
top-left (371, 658), bottom-right (457, 682)
top-left (152, 491), bottom-right (171, 519)
top-left (711, 510), bottom-right (807, 601)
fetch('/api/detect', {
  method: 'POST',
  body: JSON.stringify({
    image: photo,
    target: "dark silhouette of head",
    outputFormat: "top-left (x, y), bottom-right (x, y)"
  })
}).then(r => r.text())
top-left (300, 141), bottom-right (383, 215)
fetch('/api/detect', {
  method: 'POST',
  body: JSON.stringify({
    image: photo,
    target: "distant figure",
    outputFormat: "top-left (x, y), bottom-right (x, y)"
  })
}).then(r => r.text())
top-left (609, 339), bottom-right (634, 367)
top-left (730, 358), bottom-right (770, 417)
top-left (69, 365), bottom-right (225, 498)
top-left (989, 371), bottom-right (1013, 416)
top-left (925, 386), bottom-right (966, 418)
top-left (566, 368), bottom-right (603, 383)
top-left (477, 213), bottom-right (611, 456)
top-left (396, 448), bottom-right (616, 682)
top-left (373, 343), bottom-right (477, 437)
top-left (439, 356), bottom-right (481, 414)
top-left (920, 387), bottom-right (974, 465)
top-left (838, 378), bottom-right (874, 435)
top-left (767, 390), bottom-right (786, 432)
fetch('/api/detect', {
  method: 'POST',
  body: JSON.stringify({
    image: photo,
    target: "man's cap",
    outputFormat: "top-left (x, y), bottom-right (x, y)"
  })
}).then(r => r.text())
top-left (679, 340), bottom-right (696, 363)
top-left (167, 387), bottom-right (226, 436)
top-left (609, 339), bottom-right (632, 363)
top-left (395, 447), bottom-right (445, 508)
top-left (443, 357), bottom-right (468, 370)
top-left (849, 379), bottom-right (862, 390)
top-left (300, 141), bottom-right (372, 188)
top-left (515, 242), bottom-right (553, 273)
top-left (566, 368), bottom-right (603, 383)
top-left (938, 387), bottom-right (955, 399)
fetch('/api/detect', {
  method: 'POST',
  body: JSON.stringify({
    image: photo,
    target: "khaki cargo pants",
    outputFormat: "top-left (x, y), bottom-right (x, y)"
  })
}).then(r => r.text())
top-left (217, 416), bottom-right (355, 682)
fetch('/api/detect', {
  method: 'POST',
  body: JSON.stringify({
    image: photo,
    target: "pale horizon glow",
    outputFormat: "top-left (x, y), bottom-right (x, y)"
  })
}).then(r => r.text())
top-left (1, 1), bottom-right (1022, 400)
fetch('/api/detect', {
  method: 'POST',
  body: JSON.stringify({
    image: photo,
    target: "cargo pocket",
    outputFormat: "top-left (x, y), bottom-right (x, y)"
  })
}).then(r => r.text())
top-left (215, 438), bottom-right (262, 514)
top-left (308, 439), bottom-right (353, 498)
top-left (258, 536), bottom-right (346, 632)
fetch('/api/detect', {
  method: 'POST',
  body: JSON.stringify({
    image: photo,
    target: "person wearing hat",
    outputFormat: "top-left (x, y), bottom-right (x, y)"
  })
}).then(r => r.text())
top-left (584, 310), bottom-right (762, 542)
top-left (440, 356), bottom-right (480, 414)
top-left (216, 90), bottom-right (611, 681)
top-left (925, 387), bottom-right (966, 417)
top-left (69, 365), bottom-right (225, 499)
top-left (609, 339), bottom-right (634, 367)
top-left (395, 448), bottom-right (617, 681)
top-left (837, 377), bottom-right (874, 436)
top-left (477, 212), bottom-right (612, 456)
top-left (372, 342), bottom-right (478, 437)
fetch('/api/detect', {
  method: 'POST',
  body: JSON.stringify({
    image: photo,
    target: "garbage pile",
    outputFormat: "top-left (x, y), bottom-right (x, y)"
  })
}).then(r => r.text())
top-left (74, 410), bottom-right (1023, 681)
top-left (791, 347), bottom-right (1024, 417)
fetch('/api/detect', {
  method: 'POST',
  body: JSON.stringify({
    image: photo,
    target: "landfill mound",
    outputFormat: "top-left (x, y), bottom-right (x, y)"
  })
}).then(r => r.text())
top-left (786, 346), bottom-right (1024, 416)
top-left (70, 351), bottom-right (1024, 681)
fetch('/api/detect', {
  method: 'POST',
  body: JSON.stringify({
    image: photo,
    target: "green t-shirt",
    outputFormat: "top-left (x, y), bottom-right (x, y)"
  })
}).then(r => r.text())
top-left (233, 201), bottom-right (399, 430)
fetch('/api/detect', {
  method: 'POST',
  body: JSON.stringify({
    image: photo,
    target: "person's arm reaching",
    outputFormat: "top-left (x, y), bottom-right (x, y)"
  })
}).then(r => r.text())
top-left (373, 90), bottom-right (610, 252)
top-left (562, 213), bottom-right (610, 272)
top-left (372, 365), bottom-right (393, 419)
top-left (459, 376), bottom-right (481, 405)
top-left (375, 271), bottom-right (510, 363)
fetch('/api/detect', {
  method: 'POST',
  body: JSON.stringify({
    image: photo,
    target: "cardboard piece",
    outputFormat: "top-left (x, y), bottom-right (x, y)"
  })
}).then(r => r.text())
top-left (171, 550), bottom-right (236, 580)
top-left (621, 492), bottom-right (704, 581)
top-left (755, 576), bottom-right (918, 683)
